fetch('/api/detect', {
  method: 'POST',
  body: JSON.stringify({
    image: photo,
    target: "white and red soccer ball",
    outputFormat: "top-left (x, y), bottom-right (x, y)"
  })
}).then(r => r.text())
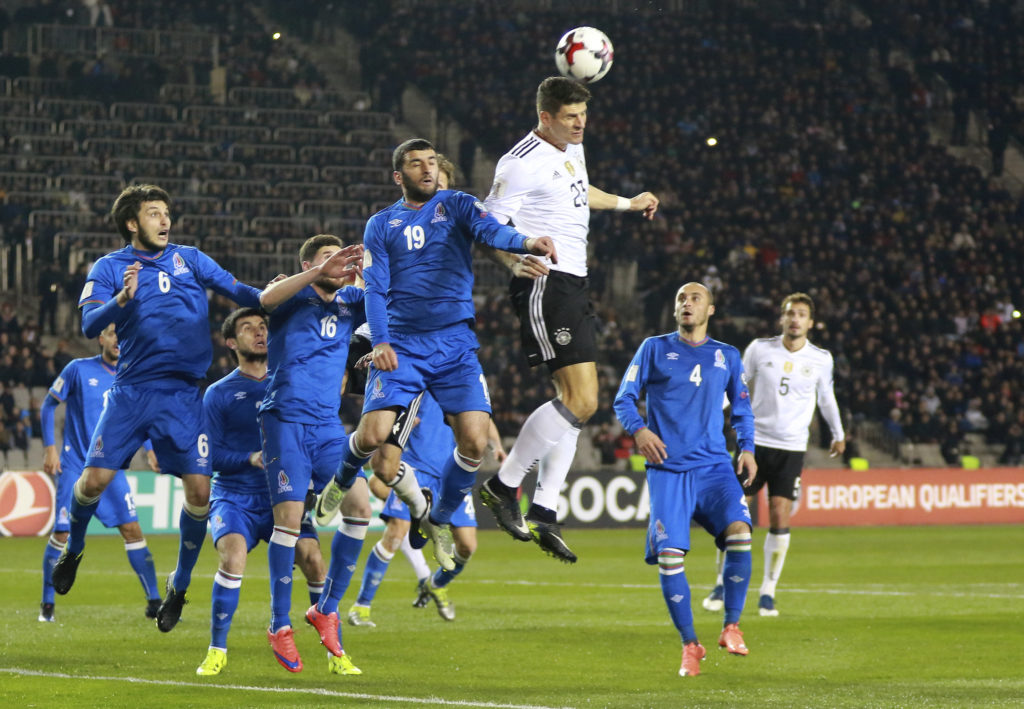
top-left (555, 27), bottom-right (614, 84)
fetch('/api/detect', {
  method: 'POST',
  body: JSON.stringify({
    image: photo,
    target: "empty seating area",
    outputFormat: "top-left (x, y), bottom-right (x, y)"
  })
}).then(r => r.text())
top-left (1, 75), bottom-right (395, 278)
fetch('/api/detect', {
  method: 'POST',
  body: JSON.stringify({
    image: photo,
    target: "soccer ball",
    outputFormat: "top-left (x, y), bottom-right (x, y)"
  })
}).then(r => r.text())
top-left (554, 27), bottom-right (614, 84)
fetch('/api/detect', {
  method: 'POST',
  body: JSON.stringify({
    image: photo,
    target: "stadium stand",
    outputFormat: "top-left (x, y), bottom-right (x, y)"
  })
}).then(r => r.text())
top-left (1, 0), bottom-right (1022, 470)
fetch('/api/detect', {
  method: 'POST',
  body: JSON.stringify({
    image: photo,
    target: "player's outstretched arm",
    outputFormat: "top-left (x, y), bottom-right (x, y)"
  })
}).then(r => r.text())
top-left (259, 244), bottom-right (363, 311)
top-left (589, 186), bottom-right (660, 220)
top-left (371, 342), bottom-right (399, 372)
top-left (524, 237), bottom-right (558, 264)
top-left (479, 245), bottom-right (550, 280)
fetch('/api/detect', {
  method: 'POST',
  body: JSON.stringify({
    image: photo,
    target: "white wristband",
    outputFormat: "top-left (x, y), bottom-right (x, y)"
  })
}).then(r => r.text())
top-left (614, 196), bottom-right (631, 211)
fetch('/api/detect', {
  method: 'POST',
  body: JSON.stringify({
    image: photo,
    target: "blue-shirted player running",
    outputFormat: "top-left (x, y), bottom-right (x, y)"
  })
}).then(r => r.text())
top-left (257, 234), bottom-right (366, 675)
top-left (195, 308), bottom-right (329, 677)
top-left (614, 282), bottom-right (758, 678)
top-left (316, 138), bottom-right (556, 573)
top-left (39, 322), bottom-right (160, 623)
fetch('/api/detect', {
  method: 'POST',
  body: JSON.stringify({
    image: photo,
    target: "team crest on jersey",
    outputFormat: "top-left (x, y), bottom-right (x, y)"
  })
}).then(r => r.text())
top-left (388, 218), bottom-right (404, 228)
top-left (172, 252), bottom-right (190, 276)
top-left (58, 505), bottom-right (69, 526)
top-left (714, 349), bottom-right (727, 369)
top-left (431, 203), bottom-right (448, 224)
top-left (92, 436), bottom-right (104, 458)
top-left (211, 515), bottom-right (224, 532)
top-left (371, 376), bottom-right (385, 400)
top-left (278, 470), bottom-right (293, 493)
top-left (654, 519), bottom-right (668, 542)
top-left (784, 361), bottom-right (794, 373)
top-left (554, 328), bottom-right (572, 346)
top-left (565, 161), bottom-right (575, 177)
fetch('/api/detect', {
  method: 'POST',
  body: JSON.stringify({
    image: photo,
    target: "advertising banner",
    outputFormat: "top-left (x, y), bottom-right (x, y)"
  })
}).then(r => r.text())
top-left (0, 470), bottom-right (384, 536)
top-left (4, 467), bottom-right (1023, 536)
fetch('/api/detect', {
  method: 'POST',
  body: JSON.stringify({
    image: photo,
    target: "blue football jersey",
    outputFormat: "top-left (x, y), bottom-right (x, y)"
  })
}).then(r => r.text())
top-left (204, 368), bottom-right (269, 496)
top-left (79, 243), bottom-right (261, 384)
top-left (47, 355), bottom-right (115, 465)
top-left (402, 392), bottom-right (455, 478)
top-left (614, 333), bottom-right (755, 472)
top-left (261, 284), bottom-right (365, 424)
top-left (362, 189), bottom-right (529, 346)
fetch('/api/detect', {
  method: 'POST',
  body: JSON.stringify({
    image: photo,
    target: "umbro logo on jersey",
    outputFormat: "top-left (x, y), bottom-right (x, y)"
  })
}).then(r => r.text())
top-left (666, 352), bottom-right (679, 360)
top-left (388, 218), bottom-right (403, 228)
top-left (88, 377), bottom-right (99, 386)
top-left (234, 391), bottom-right (247, 400)
top-left (172, 252), bottom-right (190, 276)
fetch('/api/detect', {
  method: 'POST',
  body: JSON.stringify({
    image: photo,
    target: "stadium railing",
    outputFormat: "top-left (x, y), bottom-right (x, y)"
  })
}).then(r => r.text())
top-left (23, 24), bottom-right (217, 64)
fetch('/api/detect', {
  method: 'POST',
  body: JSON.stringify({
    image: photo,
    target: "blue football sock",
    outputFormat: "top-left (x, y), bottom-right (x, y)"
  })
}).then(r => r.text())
top-left (433, 451), bottom-right (480, 525)
top-left (171, 506), bottom-right (208, 592)
top-left (355, 541), bottom-right (394, 606)
top-left (722, 533), bottom-right (753, 626)
top-left (336, 436), bottom-right (371, 487)
top-left (125, 540), bottom-right (160, 600)
top-left (268, 527), bottom-right (300, 632)
top-left (210, 570), bottom-right (242, 650)
top-left (431, 549), bottom-right (468, 589)
top-left (66, 485), bottom-right (99, 556)
top-left (41, 536), bottom-right (64, 604)
top-left (658, 549), bottom-right (696, 644)
top-left (317, 517), bottom-right (369, 616)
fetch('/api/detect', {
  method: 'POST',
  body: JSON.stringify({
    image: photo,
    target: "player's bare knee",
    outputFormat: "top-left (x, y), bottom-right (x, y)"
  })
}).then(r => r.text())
top-left (118, 521), bottom-right (144, 544)
top-left (382, 520), bottom-right (409, 551)
top-left (182, 475), bottom-right (211, 508)
top-left (724, 520), bottom-right (752, 538)
top-left (455, 538), bottom-right (476, 560)
top-left (341, 495), bottom-right (372, 520)
top-left (51, 531), bottom-right (69, 544)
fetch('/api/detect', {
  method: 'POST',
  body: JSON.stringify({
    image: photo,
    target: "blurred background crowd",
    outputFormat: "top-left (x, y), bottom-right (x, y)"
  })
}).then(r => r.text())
top-left (1, 0), bottom-right (1022, 469)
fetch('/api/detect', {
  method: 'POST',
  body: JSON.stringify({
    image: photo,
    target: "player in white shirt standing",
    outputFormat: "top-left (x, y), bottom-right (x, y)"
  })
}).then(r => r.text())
top-left (703, 292), bottom-right (845, 615)
top-left (478, 76), bottom-right (659, 562)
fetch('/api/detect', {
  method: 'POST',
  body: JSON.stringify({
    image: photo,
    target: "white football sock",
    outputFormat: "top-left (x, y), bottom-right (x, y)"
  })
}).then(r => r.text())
top-left (497, 400), bottom-right (577, 488)
top-left (389, 462), bottom-right (427, 519)
top-left (532, 427), bottom-right (580, 512)
top-left (400, 534), bottom-right (431, 580)
top-left (760, 531), bottom-right (791, 597)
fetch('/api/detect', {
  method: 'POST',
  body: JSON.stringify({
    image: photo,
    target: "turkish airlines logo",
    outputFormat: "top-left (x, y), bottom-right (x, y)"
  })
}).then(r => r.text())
top-left (0, 472), bottom-right (55, 536)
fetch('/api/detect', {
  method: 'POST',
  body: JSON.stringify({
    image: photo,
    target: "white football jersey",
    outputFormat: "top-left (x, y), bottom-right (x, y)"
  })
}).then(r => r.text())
top-left (742, 336), bottom-right (844, 452)
top-left (484, 131), bottom-right (590, 277)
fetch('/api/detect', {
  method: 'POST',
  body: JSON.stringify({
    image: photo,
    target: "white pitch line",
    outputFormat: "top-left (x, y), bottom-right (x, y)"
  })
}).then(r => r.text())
top-left (3, 566), bottom-right (1023, 600)
top-left (0, 667), bottom-right (572, 709)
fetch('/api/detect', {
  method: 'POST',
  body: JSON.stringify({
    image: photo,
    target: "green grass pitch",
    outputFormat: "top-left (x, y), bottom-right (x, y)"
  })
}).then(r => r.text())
top-left (2, 525), bottom-right (1022, 708)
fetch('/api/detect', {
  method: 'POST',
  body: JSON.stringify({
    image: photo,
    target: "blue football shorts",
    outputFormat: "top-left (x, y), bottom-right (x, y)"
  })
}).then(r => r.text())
top-left (362, 323), bottom-right (491, 417)
top-left (85, 381), bottom-right (208, 477)
top-left (644, 461), bottom-right (752, 564)
top-left (260, 411), bottom-right (365, 506)
top-left (54, 458), bottom-right (138, 532)
top-left (209, 488), bottom-right (318, 549)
